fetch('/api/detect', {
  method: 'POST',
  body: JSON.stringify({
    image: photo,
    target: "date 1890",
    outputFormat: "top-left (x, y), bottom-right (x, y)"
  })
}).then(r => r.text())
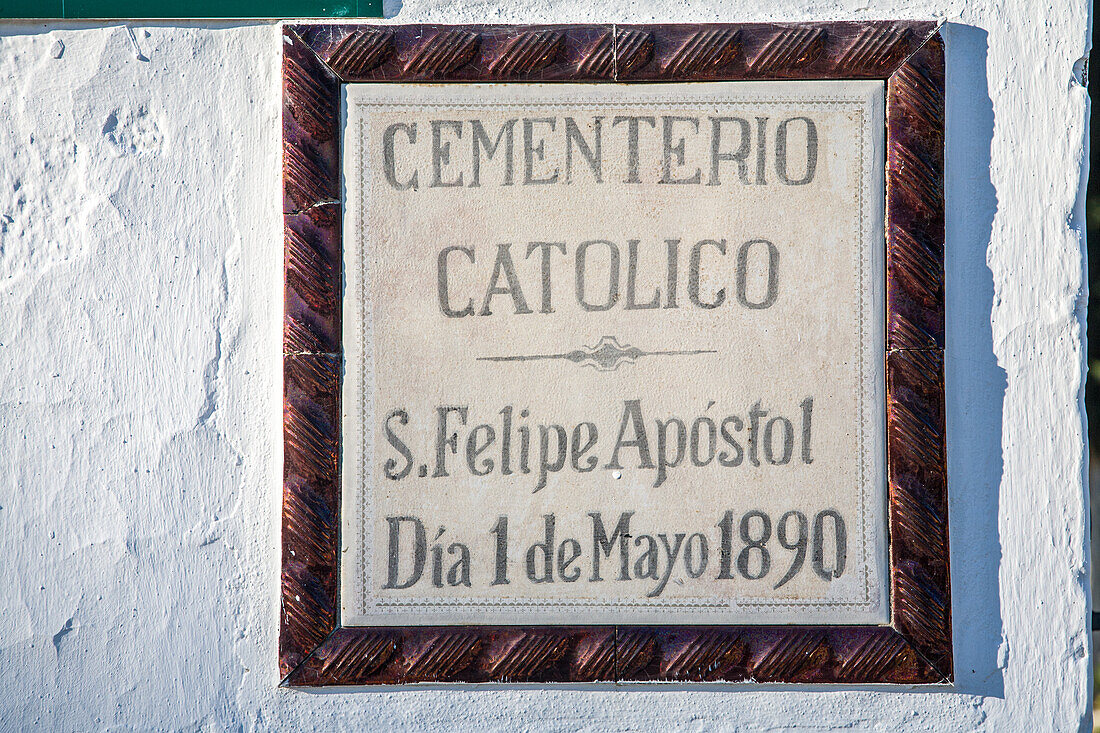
top-left (383, 509), bottom-right (847, 599)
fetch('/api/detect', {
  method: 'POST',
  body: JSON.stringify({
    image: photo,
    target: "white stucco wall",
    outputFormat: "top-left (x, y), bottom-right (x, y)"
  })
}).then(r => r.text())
top-left (0, 0), bottom-right (1090, 728)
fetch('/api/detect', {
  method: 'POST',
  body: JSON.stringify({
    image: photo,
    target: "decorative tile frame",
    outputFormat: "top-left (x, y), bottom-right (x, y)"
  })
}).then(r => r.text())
top-left (281, 21), bottom-right (949, 685)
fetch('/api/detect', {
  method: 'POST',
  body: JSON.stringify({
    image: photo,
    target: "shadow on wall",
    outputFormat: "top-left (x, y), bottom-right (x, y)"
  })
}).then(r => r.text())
top-left (942, 22), bottom-right (1005, 697)
top-left (1086, 0), bottom-right (1100, 708)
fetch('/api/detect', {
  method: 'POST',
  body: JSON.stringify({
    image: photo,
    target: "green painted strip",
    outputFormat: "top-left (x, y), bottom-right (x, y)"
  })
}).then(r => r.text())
top-left (0, 0), bottom-right (64, 16)
top-left (0, 0), bottom-right (379, 18)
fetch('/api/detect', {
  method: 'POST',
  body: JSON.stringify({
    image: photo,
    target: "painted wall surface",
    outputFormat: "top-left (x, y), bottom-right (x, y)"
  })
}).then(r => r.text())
top-left (0, 0), bottom-right (1089, 729)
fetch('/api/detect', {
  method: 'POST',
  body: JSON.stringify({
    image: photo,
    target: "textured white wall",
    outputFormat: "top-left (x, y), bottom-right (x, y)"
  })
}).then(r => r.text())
top-left (0, 0), bottom-right (1090, 728)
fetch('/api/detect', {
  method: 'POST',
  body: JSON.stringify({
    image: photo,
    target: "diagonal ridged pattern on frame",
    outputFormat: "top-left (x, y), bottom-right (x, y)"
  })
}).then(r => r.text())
top-left (571, 632), bottom-right (617, 679)
top-left (576, 31), bottom-right (620, 76)
top-left (752, 631), bottom-right (828, 680)
top-left (888, 390), bottom-right (941, 470)
top-left (488, 30), bottom-right (566, 76)
top-left (285, 51), bottom-right (336, 142)
top-left (284, 312), bottom-right (334, 355)
top-left (893, 59), bottom-right (945, 133)
top-left (886, 36), bottom-right (945, 356)
top-left (890, 224), bottom-right (943, 308)
top-left (284, 353), bottom-right (338, 397)
top-left (319, 631), bottom-right (399, 680)
top-left (577, 31), bottom-right (616, 77)
top-left (662, 28), bottom-right (741, 76)
top-left (835, 25), bottom-right (911, 72)
top-left (660, 630), bottom-right (745, 679)
top-left (614, 29), bottom-right (657, 77)
top-left (893, 473), bottom-right (946, 559)
top-left (327, 29), bottom-right (395, 77)
top-left (486, 633), bottom-right (570, 680)
top-left (404, 632), bottom-right (482, 680)
top-left (750, 27), bottom-right (826, 73)
top-left (286, 224), bottom-right (336, 314)
top-left (580, 29), bottom-right (655, 78)
top-left (283, 480), bottom-right (337, 567)
top-left (282, 561), bottom-right (334, 650)
top-left (890, 347), bottom-right (942, 395)
top-left (888, 311), bottom-right (940, 350)
top-left (891, 143), bottom-right (943, 217)
top-left (404, 30), bottom-right (481, 75)
top-left (837, 632), bottom-right (909, 679)
top-left (284, 140), bottom-right (338, 212)
top-left (284, 398), bottom-right (337, 483)
top-left (894, 563), bottom-right (950, 655)
top-left (614, 629), bottom-right (658, 677)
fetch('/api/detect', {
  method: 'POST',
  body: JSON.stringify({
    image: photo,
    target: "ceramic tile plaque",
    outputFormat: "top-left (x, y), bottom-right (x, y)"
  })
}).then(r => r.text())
top-left (282, 22), bottom-right (950, 685)
top-left (340, 81), bottom-right (887, 626)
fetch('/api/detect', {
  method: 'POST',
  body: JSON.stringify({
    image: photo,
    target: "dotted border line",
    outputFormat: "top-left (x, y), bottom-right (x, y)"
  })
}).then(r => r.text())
top-left (349, 93), bottom-right (883, 615)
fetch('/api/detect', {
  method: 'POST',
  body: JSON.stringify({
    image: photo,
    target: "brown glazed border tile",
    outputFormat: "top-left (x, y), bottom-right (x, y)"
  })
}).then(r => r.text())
top-left (280, 22), bottom-right (950, 686)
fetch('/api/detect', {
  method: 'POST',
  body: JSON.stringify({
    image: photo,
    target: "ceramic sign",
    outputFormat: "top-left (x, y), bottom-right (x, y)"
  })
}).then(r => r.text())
top-left (339, 81), bottom-right (888, 626)
top-left (281, 22), bottom-right (949, 685)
